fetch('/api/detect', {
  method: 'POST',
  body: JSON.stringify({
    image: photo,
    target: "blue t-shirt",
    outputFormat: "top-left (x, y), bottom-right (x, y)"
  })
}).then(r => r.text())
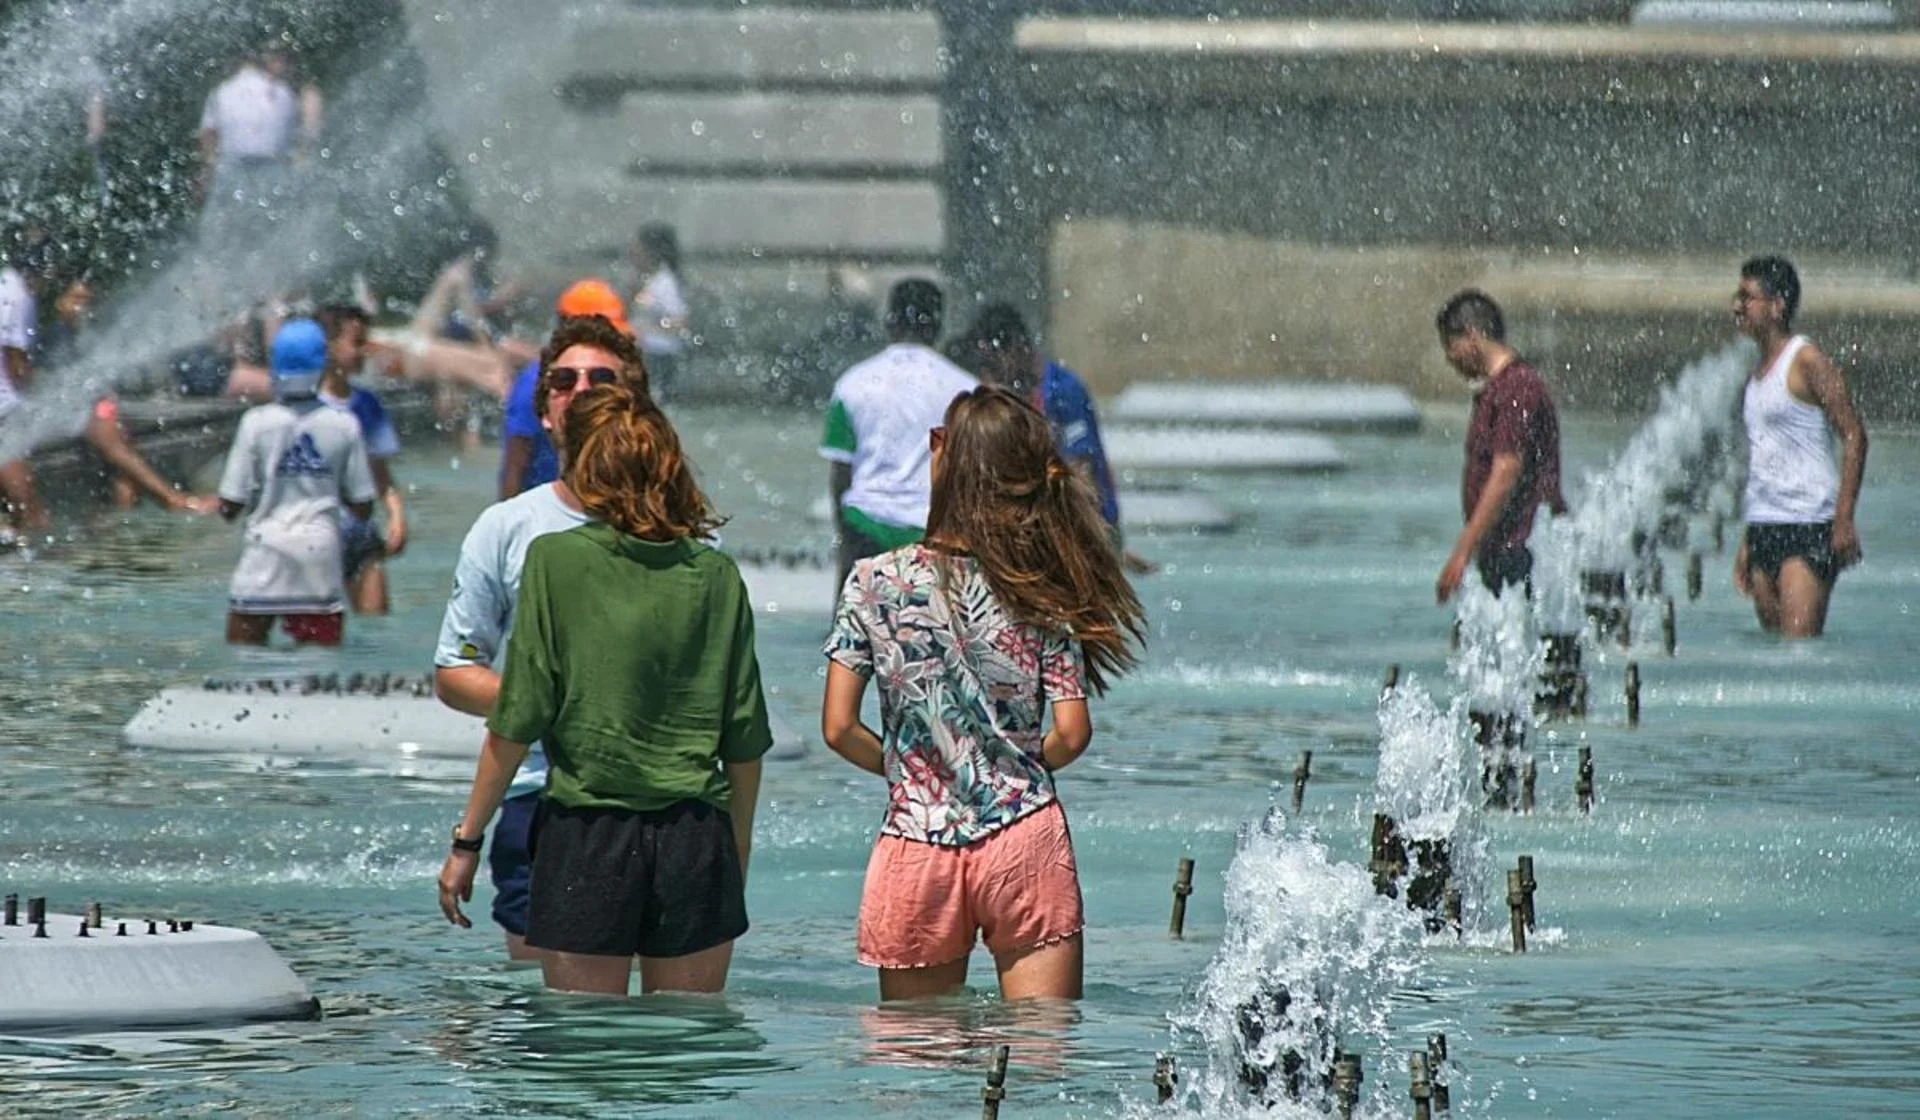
top-left (319, 385), bottom-right (398, 537)
top-left (501, 360), bottom-right (558, 494)
top-left (320, 385), bottom-right (399, 459)
top-left (433, 483), bottom-right (592, 797)
top-left (1036, 361), bottom-right (1119, 526)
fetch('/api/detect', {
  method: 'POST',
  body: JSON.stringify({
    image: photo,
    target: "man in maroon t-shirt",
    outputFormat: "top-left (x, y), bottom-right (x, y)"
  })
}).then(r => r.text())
top-left (1435, 289), bottom-right (1566, 602)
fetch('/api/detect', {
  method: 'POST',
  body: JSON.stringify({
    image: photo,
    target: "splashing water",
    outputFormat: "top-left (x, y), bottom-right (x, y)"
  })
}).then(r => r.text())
top-left (1561, 340), bottom-right (1755, 574)
top-left (1373, 677), bottom-right (1493, 929)
top-left (0, 38), bottom-right (459, 464)
top-left (1168, 809), bottom-right (1426, 1118)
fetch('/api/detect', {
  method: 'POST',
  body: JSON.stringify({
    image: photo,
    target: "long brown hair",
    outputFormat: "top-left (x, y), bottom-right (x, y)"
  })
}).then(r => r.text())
top-left (924, 386), bottom-right (1144, 694)
top-left (563, 384), bottom-right (723, 542)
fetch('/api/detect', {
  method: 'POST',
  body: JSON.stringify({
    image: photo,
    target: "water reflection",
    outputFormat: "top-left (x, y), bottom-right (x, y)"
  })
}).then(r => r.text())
top-left (432, 989), bottom-right (781, 1110)
top-left (859, 995), bottom-right (1083, 1075)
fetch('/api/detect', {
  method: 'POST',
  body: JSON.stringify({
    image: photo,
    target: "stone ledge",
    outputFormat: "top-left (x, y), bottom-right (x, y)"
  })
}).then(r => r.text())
top-left (1014, 17), bottom-right (1920, 105)
top-left (568, 8), bottom-right (945, 87)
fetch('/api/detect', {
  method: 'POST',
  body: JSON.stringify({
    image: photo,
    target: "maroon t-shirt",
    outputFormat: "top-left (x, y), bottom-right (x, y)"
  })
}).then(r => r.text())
top-left (1463, 359), bottom-right (1564, 556)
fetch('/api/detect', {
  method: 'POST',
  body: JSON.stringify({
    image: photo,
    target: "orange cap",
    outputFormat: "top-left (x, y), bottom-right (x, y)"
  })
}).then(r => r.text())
top-left (555, 279), bottom-right (632, 335)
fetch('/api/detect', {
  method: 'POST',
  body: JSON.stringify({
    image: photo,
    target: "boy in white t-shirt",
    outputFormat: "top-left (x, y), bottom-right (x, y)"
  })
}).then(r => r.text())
top-left (217, 318), bottom-right (376, 646)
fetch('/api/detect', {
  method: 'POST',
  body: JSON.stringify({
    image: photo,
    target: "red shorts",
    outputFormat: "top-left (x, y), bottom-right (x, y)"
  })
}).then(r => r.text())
top-left (857, 800), bottom-right (1084, 970)
top-left (281, 613), bottom-right (344, 645)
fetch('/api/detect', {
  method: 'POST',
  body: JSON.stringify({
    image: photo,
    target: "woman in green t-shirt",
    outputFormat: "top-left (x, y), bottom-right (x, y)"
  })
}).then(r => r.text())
top-left (438, 383), bottom-right (774, 995)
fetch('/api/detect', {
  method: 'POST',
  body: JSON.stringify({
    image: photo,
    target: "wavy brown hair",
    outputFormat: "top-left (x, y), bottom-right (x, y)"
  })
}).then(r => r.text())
top-left (533, 314), bottom-right (650, 421)
top-left (924, 386), bottom-right (1144, 694)
top-left (562, 384), bottom-right (723, 542)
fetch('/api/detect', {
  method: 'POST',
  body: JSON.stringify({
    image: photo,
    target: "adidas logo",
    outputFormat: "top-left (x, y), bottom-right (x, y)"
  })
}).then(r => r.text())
top-left (275, 432), bottom-right (330, 477)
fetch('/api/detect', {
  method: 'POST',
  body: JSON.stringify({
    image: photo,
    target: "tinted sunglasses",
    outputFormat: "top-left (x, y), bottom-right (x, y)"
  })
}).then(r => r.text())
top-left (545, 365), bottom-right (620, 391)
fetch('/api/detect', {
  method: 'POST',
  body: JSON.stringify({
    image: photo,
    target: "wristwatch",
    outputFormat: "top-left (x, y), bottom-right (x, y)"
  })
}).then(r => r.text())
top-left (450, 825), bottom-right (484, 853)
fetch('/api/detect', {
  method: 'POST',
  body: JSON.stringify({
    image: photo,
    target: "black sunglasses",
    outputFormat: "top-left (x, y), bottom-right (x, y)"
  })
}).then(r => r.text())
top-left (545, 365), bottom-right (620, 391)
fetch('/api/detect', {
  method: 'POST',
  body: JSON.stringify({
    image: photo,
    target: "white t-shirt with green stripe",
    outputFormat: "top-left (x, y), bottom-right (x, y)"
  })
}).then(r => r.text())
top-left (819, 343), bottom-right (977, 537)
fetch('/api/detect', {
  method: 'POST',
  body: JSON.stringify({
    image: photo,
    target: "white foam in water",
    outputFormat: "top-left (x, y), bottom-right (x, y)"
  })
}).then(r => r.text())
top-left (1451, 580), bottom-right (1542, 720)
top-left (1374, 678), bottom-right (1493, 926)
top-left (1167, 810), bottom-right (1426, 1118)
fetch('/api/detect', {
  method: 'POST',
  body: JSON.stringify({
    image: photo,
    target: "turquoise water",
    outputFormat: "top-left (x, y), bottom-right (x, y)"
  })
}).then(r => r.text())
top-left (3, 404), bottom-right (1917, 1117)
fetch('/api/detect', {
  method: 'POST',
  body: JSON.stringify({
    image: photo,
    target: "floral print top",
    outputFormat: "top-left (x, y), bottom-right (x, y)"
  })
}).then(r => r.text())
top-left (825, 544), bottom-right (1087, 846)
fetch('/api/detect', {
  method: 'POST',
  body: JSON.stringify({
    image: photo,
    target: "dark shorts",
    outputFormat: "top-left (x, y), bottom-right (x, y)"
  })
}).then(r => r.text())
top-left (488, 791), bottom-right (540, 936)
top-left (1746, 522), bottom-right (1837, 584)
top-left (1476, 546), bottom-right (1534, 596)
top-left (342, 517), bottom-right (386, 583)
top-left (835, 517), bottom-right (895, 594)
top-left (525, 799), bottom-right (747, 959)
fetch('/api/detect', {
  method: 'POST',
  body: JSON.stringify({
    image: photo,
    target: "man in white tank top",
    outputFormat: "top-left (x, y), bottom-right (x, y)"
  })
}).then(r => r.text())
top-left (1732, 257), bottom-right (1868, 638)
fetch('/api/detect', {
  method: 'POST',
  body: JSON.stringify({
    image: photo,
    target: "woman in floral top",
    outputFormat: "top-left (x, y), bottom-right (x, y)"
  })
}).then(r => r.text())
top-left (823, 385), bottom-right (1145, 1001)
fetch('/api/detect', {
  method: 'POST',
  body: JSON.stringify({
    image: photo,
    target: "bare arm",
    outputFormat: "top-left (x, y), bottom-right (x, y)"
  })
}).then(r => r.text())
top-left (1801, 347), bottom-right (1868, 565)
top-left (438, 730), bottom-right (529, 928)
top-left (5, 348), bottom-right (31, 393)
top-left (370, 458), bottom-right (407, 556)
top-left (822, 660), bottom-right (886, 776)
top-left (724, 759), bottom-right (762, 878)
top-left (499, 436), bottom-right (534, 501)
top-left (434, 664), bottom-right (500, 717)
top-left (85, 413), bottom-right (188, 509)
top-left (1041, 699), bottom-right (1092, 771)
top-left (1438, 452), bottom-right (1522, 602)
top-left (829, 461), bottom-right (852, 526)
top-left (196, 128), bottom-right (216, 198)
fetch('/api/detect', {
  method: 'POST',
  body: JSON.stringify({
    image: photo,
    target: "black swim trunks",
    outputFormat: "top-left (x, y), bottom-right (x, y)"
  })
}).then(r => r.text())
top-left (525, 798), bottom-right (747, 959)
top-left (1745, 522), bottom-right (1838, 584)
top-left (1475, 546), bottom-right (1534, 596)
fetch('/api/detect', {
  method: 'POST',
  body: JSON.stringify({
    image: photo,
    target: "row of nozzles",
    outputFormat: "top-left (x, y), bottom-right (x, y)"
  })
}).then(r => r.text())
top-left (729, 547), bottom-right (830, 570)
top-left (971, 1037), bottom-right (1454, 1117)
top-left (201, 673), bottom-right (435, 698)
top-left (2, 894), bottom-right (194, 939)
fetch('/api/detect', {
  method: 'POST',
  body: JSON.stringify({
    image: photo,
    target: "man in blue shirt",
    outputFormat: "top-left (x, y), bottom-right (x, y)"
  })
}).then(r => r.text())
top-left (316, 304), bottom-right (407, 614)
top-left (498, 280), bottom-right (634, 499)
top-left (965, 303), bottom-right (1153, 573)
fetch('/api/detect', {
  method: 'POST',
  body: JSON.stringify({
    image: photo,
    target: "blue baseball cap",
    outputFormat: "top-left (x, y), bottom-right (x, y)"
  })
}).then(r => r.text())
top-left (270, 317), bottom-right (328, 398)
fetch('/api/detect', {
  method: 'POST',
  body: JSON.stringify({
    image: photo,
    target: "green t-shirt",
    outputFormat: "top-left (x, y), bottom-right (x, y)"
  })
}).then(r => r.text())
top-left (488, 522), bottom-right (774, 813)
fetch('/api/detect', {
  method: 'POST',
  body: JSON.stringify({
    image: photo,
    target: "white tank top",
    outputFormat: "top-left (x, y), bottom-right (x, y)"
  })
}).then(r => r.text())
top-left (1743, 335), bottom-right (1838, 524)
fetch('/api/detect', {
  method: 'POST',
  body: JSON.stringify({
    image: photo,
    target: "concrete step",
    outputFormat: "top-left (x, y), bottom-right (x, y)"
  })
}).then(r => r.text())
top-left (545, 175), bottom-right (944, 258)
top-left (567, 7), bottom-right (945, 88)
top-left (561, 91), bottom-right (942, 174)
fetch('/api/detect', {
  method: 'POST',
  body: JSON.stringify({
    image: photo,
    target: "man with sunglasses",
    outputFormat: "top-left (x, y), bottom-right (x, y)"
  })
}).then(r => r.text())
top-left (433, 313), bottom-right (649, 959)
top-left (499, 280), bottom-right (634, 500)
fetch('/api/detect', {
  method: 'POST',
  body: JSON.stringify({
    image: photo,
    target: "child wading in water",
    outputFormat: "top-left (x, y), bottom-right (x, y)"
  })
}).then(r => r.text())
top-left (822, 386), bottom-right (1145, 1001)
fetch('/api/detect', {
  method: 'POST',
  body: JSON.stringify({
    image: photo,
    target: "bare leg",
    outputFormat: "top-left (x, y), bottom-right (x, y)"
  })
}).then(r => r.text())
top-left (226, 612), bottom-right (272, 645)
top-left (503, 932), bottom-right (546, 963)
top-left (1746, 566), bottom-right (1782, 633)
top-left (878, 956), bottom-right (970, 1002)
top-left (407, 257), bottom-right (476, 338)
top-left (639, 941), bottom-right (735, 994)
top-left (0, 458), bottom-right (50, 532)
top-left (542, 951), bottom-right (635, 996)
top-left (349, 561), bottom-right (390, 615)
top-left (994, 934), bottom-right (1083, 1001)
top-left (1773, 558), bottom-right (1833, 639)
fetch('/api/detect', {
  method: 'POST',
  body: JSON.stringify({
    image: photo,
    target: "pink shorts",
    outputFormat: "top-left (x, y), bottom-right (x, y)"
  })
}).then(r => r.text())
top-left (857, 800), bottom-right (1085, 970)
